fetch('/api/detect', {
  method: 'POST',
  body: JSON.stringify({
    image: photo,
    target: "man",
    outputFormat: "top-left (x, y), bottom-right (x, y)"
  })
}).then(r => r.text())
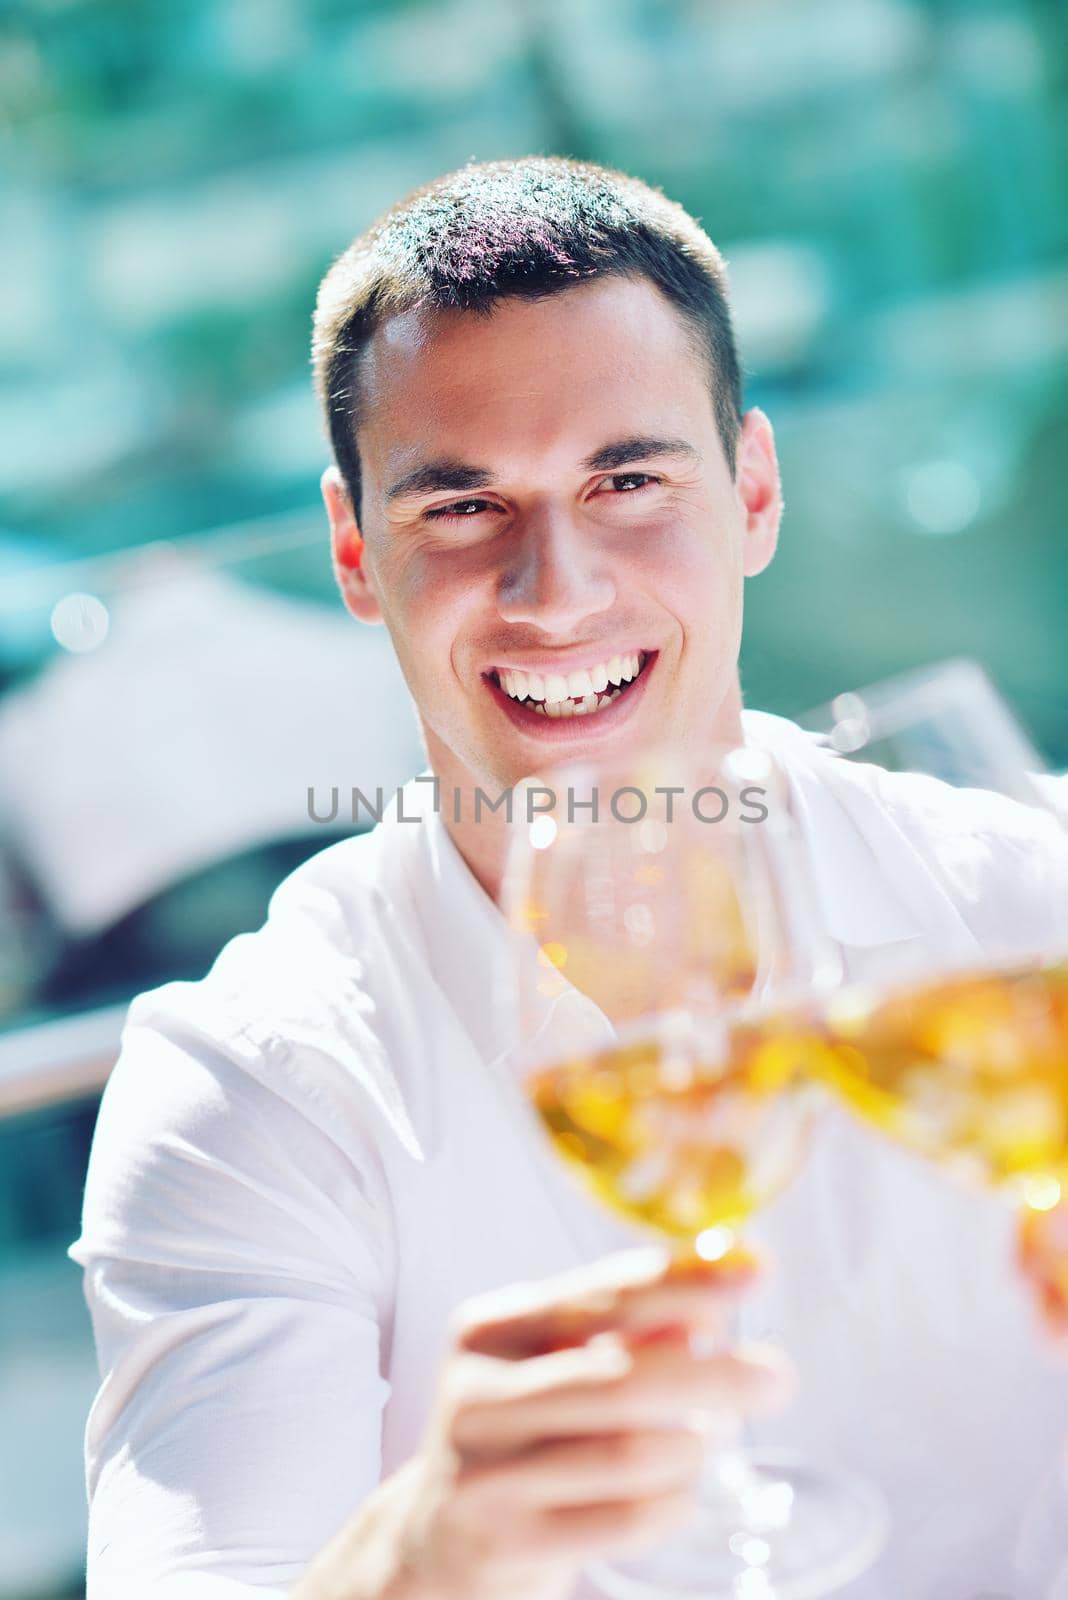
top-left (72, 158), bottom-right (1068, 1598)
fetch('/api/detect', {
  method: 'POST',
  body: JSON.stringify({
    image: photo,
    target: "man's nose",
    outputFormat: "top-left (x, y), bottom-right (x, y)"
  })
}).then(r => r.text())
top-left (496, 509), bottom-right (615, 632)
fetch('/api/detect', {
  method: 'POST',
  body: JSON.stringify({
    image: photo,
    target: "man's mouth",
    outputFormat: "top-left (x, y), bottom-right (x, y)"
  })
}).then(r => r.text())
top-left (485, 650), bottom-right (653, 723)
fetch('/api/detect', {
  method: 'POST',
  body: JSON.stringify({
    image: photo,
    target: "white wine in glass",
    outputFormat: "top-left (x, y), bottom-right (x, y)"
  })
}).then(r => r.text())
top-left (800, 661), bottom-right (1068, 1277)
top-left (817, 960), bottom-right (1068, 1198)
top-left (504, 745), bottom-right (888, 1600)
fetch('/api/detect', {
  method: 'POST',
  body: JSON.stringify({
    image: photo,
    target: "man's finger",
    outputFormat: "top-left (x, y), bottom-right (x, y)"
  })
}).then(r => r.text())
top-left (533, 1485), bottom-right (698, 1561)
top-left (456, 1244), bottom-right (762, 1360)
top-left (1017, 1203), bottom-right (1068, 1354)
top-left (459, 1425), bottom-right (705, 1509)
top-left (451, 1334), bottom-right (794, 1455)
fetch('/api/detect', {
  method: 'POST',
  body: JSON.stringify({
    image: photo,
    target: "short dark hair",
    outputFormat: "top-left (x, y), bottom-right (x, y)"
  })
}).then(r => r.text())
top-left (312, 157), bottom-right (743, 520)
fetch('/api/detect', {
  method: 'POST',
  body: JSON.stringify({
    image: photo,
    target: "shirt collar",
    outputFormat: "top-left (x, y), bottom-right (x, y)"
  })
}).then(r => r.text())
top-left (742, 710), bottom-right (980, 957)
top-left (741, 710), bottom-right (922, 948)
top-left (374, 775), bottom-right (524, 1070)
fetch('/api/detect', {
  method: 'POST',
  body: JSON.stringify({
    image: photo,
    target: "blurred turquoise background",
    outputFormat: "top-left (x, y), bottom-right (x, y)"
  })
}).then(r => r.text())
top-left (0, 1), bottom-right (1066, 1595)
top-left (3, 0), bottom-right (1067, 746)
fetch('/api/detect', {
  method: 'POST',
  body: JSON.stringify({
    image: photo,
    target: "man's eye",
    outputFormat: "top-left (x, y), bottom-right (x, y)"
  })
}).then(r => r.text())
top-left (425, 498), bottom-right (494, 520)
top-left (602, 473), bottom-right (659, 494)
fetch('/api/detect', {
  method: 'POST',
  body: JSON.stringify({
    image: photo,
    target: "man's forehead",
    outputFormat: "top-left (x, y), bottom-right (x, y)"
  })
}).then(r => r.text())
top-left (370, 301), bottom-right (441, 362)
top-left (357, 278), bottom-right (712, 477)
top-left (362, 276), bottom-right (698, 387)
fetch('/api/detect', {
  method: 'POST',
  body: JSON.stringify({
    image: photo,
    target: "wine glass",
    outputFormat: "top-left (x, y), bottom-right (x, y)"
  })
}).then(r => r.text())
top-left (798, 660), bottom-right (1068, 1300)
top-left (502, 742), bottom-right (888, 1600)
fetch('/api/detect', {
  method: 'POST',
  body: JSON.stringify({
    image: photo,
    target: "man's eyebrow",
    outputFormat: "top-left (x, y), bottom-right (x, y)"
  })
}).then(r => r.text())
top-left (581, 436), bottom-right (701, 472)
top-left (386, 460), bottom-right (493, 504)
top-left (385, 437), bottom-right (701, 504)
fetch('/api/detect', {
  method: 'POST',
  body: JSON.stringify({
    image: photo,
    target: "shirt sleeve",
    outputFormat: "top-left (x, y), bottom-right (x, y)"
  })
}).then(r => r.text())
top-left (69, 1018), bottom-right (393, 1598)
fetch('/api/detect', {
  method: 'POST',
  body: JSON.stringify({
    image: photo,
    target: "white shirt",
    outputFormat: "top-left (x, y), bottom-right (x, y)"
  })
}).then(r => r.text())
top-left (70, 711), bottom-right (1068, 1599)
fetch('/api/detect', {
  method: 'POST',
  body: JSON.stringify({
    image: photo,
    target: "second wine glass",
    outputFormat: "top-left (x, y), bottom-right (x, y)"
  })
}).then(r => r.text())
top-left (799, 661), bottom-right (1068, 1319)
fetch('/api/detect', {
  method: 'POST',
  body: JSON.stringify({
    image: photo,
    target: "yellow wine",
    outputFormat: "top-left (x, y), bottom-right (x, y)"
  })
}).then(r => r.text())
top-left (819, 961), bottom-right (1068, 1187)
top-left (529, 1022), bottom-right (823, 1239)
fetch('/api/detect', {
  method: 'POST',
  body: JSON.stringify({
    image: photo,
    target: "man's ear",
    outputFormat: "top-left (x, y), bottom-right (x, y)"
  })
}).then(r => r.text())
top-left (322, 466), bottom-right (384, 624)
top-left (735, 408), bottom-right (782, 579)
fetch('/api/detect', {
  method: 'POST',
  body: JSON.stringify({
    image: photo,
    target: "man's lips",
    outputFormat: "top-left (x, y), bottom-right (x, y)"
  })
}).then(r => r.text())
top-left (483, 651), bottom-right (657, 739)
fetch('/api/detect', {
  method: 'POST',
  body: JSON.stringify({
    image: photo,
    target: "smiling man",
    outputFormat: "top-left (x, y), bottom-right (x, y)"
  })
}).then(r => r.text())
top-left (316, 177), bottom-right (779, 902)
top-left (73, 158), bottom-right (1068, 1600)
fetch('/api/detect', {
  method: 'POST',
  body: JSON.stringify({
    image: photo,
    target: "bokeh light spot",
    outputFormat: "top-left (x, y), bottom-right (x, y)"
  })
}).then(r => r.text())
top-left (903, 459), bottom-right (981, 536)
top-left (1021, 1174), bottom-right (1062, 1213)
top-left (695, 1225), bottom-right (735, 1261)
top-left (51, 592), bottom-right (109, 653)
top-left (529, 815), bottom-right (557, 850)
top-left (638, 818), bottom-right (667, 854)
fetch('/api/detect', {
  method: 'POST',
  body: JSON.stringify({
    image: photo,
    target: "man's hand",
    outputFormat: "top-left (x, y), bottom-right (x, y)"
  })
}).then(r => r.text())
top-left (294, 1245), bottom-right (793, 1600)
top-left (1017, 1200), bottom-right (1068, 1352)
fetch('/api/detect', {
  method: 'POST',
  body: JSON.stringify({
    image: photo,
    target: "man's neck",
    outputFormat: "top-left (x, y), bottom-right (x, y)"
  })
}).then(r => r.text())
top-left (424, 689), bottom-right (747, 907)
top-left (443, 788), bottom-right (513, 905)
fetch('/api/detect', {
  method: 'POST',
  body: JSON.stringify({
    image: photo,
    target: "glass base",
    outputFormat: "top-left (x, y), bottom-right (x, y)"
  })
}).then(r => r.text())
top-left (585, 1448), bottom-right (889, 1600)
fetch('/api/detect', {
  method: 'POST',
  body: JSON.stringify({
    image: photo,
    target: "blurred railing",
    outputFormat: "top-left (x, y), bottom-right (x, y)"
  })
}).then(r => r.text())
top-left (0, 1003), bottom-right (125, 1119)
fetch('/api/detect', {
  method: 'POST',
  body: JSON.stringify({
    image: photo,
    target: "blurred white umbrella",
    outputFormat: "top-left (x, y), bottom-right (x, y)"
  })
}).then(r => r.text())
top-left (0, 557), bottom-right (423, 934)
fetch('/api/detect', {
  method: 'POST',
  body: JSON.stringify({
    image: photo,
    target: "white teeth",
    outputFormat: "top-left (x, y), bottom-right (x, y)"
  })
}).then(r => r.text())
top-left (567, 669), bottom-right (595, 699)
top-left (512, 681), bottom-right (631, 720)
top-left (498, 652), bottom-right (648, 706)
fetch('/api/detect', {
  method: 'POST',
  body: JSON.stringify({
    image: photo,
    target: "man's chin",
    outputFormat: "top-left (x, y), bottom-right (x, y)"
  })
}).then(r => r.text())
top-left (485, 725), bottom-right (655, 798)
